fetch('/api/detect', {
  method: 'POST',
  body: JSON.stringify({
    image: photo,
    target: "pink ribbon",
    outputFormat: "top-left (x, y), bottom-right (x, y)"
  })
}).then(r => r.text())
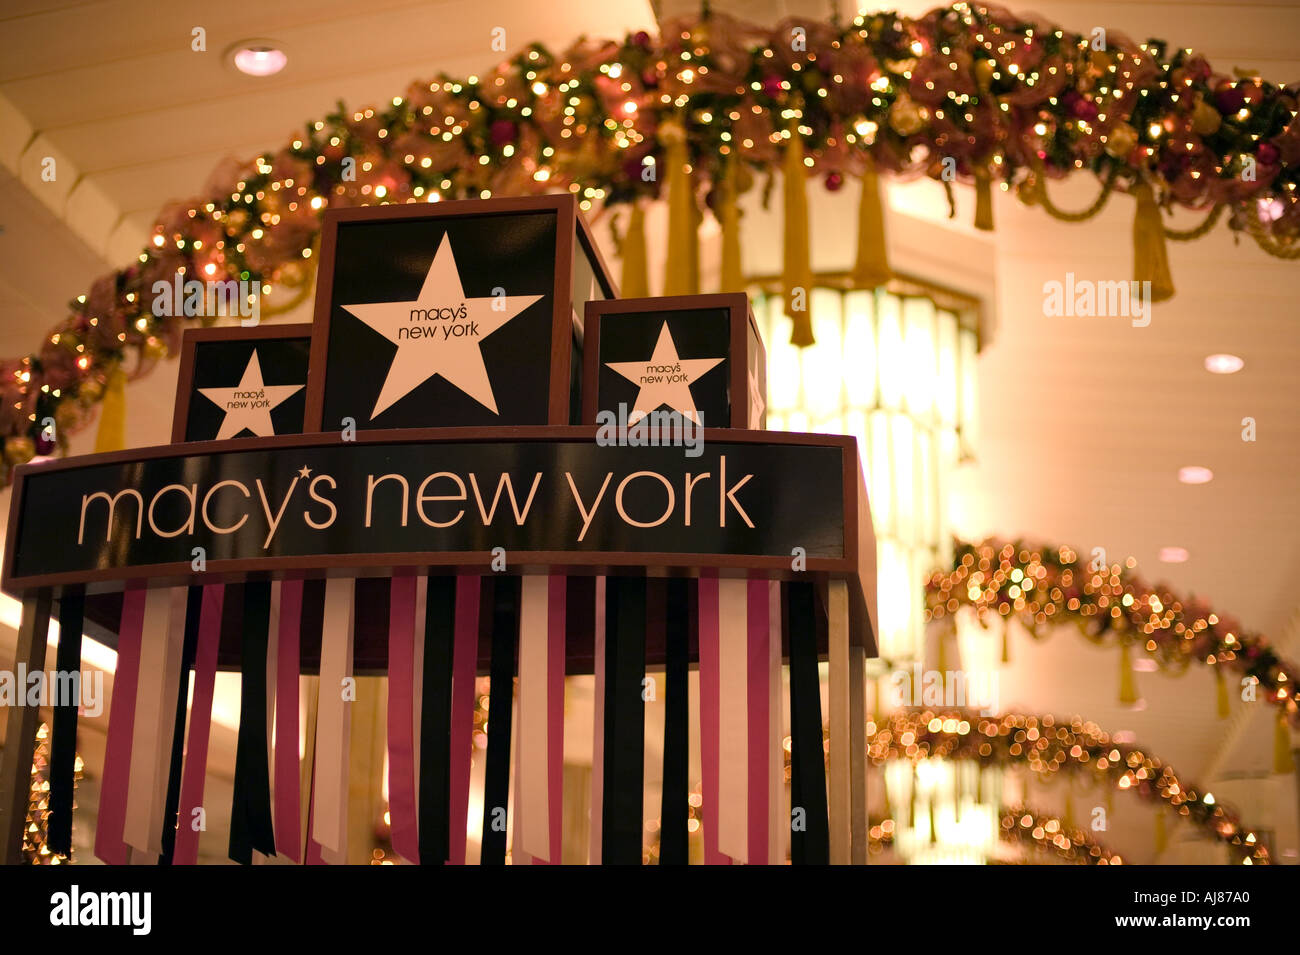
top-left (172, 584), bottom-right (224, 865)
top-left (94, 585), bottom-right (146, 864)
top-left (448, 575), bottom-right (480, 865)
top-left (387, 571), bottom-right (420, 862)
top-left (274, 579), bottom-right (303, 862)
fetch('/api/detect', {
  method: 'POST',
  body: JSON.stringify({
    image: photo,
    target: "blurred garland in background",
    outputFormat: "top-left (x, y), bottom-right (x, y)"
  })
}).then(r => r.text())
top-left (870, 710), bottom-right (1272, 863)
top-left (925, 538), bottom-right (1300, 757)
top-left (2, 2), bottom-right (1298, 482)
top-left (870, 806), bottom-right (1124, 863)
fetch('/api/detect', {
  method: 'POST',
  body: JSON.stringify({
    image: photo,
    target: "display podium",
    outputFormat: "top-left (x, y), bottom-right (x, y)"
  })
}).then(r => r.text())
top-left (0, 196), bottom-right (878, 866)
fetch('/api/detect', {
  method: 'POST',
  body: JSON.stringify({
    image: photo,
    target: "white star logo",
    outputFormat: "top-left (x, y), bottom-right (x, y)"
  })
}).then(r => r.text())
top-left (341, 234), bottom-right (541, 419)
top-left (197, 350), bottom-right (304, 439)
top-left (605, 321), bottom-right (725, 425)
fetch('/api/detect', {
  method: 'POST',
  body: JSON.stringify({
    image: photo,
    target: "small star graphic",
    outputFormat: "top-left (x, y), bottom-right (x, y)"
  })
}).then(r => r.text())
top-left (341, 233), bottom-right (541, 419)
top-left (605, 321), bottom-right (725, 425)
top-left (197, 350), bottom-right (304, 439)
top-left (297, 465), bottom-right (312, 479)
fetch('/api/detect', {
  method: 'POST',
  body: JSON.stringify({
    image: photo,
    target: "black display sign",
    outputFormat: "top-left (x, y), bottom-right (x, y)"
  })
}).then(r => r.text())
top-left (173, 326), bottom-right (311, 443)
top-left (3, 430), bottom-right (849, 587)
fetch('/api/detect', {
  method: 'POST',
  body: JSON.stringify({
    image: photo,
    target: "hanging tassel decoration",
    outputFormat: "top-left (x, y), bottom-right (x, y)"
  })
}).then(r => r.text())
top-left (973, 168), bottom-right (995, 232)
top-left (1215, 667), bottom-right (1231, 720)
top-left (1119, 642), bottom-right (1139, 705)
top-left (782, 114), bottom-right (814, 346)
top-left (719, 155), bottom-right (745, 293)
top-left (1132, 180), bottom-right (1175, 302)
top-left (620, 203), bottom-right (649, 298)
top-left (1274, 711), bottom-right (1296, 775)
top-left (1001, 623), bottom-right (1011, 664)
top-left (851, 157), bottom-right (891, 289)
top-left (94, 365), bottom-right (127, 452)
top-left (662, 123), bottom-right (698, 296)
top-left (1154, 808), bottom-right (1168, 855)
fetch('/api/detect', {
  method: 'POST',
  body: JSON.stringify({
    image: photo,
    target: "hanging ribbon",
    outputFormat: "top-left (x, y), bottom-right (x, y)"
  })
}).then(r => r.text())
top-left (481, 576), bottom-right (519, 865)
top-left (518, 576), bottom-right (552, 861)
top-left (46, 587), bottom-right (85, 857)
top-left (159, 587), bottom-right (202, 864)
top-left (696, 577), bottom-right (723, 863)
top-left (973, 168), bottom-right (995, 231)
top-left (589, 576), bottom-right (606, 864)
top-left (448, 575), bottom-right (480, 865)
top-left (1132, 180), bottom-right (1175, 302)
top-left (173, 584), bottom-right (224, 865)
top-left (662, 123), bottom-right (697, 296)
top-left (783, 113), bottom-right (814, 345)
top-left (313, 578), bottom-right (355, 859)
top-left (851, 156), bottom-right (891, 289)
top-left (601, 576), bottom-right (647, 865)
top-left (124, 587), bottom-right (185, 859)
top-left (542, 574), bottom-right (565, 864)
top-left (94, 586), bottom-right (145, 864)
top-left (746, 578), bottom-right (774, 865)
top-left (274, 579), bottom-right (303, 862)
top-left (94, 365), bottom-right (127, 453)
top-left (660, 578), bottom-right (690, 865)
top-left (230, 580), bottom-right (276, 863)
top-left (787, 581), bottom-right (830, 864)
top-left (620, 203), bottom-right (650, 298)
top-left (716, 578), bottom-right (749, 863)
top-left (719, 155), bottom-right (745, 294)
top-left (1119, 642), bottom-right (1139, 705)
top-left (417, 575), bottom-right (455, 865)
top-left (387, 571), bottom-right (420, 863)
top-left (1215, 667), bottom-right (1231, 720)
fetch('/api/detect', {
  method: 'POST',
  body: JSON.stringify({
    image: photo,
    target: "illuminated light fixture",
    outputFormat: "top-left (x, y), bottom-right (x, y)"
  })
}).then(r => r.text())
top-left (1132, 658), bottom-right (1159, 672)
top-left (1178, 465), bottom-right (1213, 484)
top-left (229, 40), bottom-right (288, 77)
top-left (1159, 546), bottom-right (1190, 563)
top-left (1204, 353), bottom-right (1244, 374)
top-left (754, 279), bottom-right (981, 662)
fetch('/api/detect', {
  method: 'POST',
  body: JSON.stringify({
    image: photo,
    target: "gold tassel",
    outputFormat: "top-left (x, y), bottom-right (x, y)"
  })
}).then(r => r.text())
top-left (782, 115), bottom-right (814, 345)
top-left (94, 365), bottom-right (127, 453)
top-left (1063, 791), bottom-right (1075, 830)
top-left (1132, 181), bottom-right (1175, 302)
top-left (1119, 643), bottom-right (1139, 705)
top-left (1154, 809), bottom-right (1167, 855)
top-left (1215, 667), bottom-right (1231, 719)
top-left (936, 629), bottom-right (948, 674)
top-left (851, 157), bottom-right (891, 288)
top-left (1001, 624), bottom-right (1011, 664)
top-left (719, 157), bottom-right (744, 294)
top-left (662, 126), bottom-right (697, 296)
top-left (973, 169), bottom-right (994, 231)
top-left (689, 201), bottom-right (701, 295)
top-left (620, 203), bottom-right (649, 298)
top-left (1105, 783), bottom-right (1113, 815)
top-left (1274, 712), bottom-right (1295, 775)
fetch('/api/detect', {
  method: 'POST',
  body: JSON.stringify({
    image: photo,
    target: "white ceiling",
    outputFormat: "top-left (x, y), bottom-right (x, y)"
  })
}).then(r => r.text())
top-left (1, 0), bottom-right (1298, 863)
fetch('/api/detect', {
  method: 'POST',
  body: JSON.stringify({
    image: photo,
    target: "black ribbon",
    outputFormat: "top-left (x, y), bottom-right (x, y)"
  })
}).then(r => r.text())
top-left (418, 574), bottom-right (456, 865)
top-left (480, 576), bottom-right (518, 865)
top-left (46, 587), bottom-right (85, 858)
top-left (228, 581), bottom-right (276, 864)
top-left (659, 577), bottom-right (690, 865)
top-left (158, 586), bottom-right (202, 864)
top-left (786, 581), bottom-right (830, 864)
top-left (602, 576), bottom-right (646, 865)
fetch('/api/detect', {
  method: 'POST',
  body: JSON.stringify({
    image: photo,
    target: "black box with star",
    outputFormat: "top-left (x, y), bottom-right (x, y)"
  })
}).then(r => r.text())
top-left (582, 292), bottom-right (767, 431)
top-left (304, 194), bottom-right (616, 432)
top-left (171, 323), bottom-right (313, 443)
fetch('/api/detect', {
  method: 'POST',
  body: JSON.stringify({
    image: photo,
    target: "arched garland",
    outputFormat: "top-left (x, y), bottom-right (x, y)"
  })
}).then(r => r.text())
top-left (924, 539), bottom-right (1300, 746)
top-left (870, 709), bottom-right (1272, 863)
top-left (1, 4), bottom-right (1298, 483)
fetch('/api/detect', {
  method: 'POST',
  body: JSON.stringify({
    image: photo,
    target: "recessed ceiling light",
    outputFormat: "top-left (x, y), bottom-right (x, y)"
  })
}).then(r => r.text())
top-left (229, 40), bottom-right (287, 77)
top-left (1178, 466), bottom-right (1213, 484)
top-left (1159, 546), bottom-right (1189, 563)
top-left (1204, 353), bottom-right (1244, 374)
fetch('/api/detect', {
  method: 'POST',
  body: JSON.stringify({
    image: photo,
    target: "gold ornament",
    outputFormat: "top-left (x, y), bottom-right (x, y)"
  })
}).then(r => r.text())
top-left (974, 58), bottom-right (996, 93)
top-left (1192, 97), bottom-right (1222, 136)
top-left (657, 120), bottom-right (686, 148)
top-left (5, 436), bottom-right (35, 466)
top-left (888, 94), bottom-right (927, 137)
top-left (1105, 122), bottom-right (1138, 159)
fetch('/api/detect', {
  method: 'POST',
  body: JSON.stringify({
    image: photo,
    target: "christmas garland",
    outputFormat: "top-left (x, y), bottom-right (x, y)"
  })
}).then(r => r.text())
top-left (870, 709), bottom-right (1271, 863)
top-left (3, 3), bottom-right (1298, 483)
top-left (869, 806), bottom-right (1124, 863)
top-left (925, 538), bottom-right (1300, 738)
